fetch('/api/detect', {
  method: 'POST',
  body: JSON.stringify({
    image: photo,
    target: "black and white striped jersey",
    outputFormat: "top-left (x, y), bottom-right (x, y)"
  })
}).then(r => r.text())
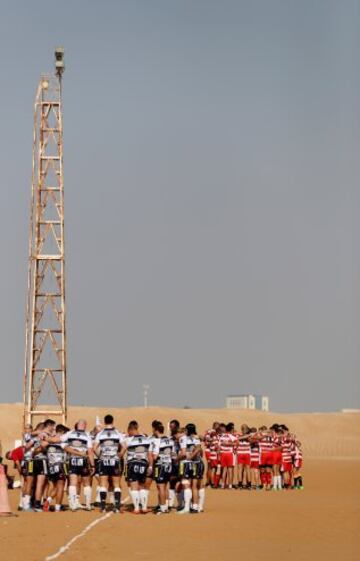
top-left (152, 436), bottom-right (175, 465)
top-left (47, 442), bottom-right (67, 466)
top-left (94, 428), bottom-right (126, 460)
top-left (125, 435), bottom-right (151, 462)
top-left (60, 429), bottom-right (92, 457)
top-left (179, 435), bottom-right (202, 461)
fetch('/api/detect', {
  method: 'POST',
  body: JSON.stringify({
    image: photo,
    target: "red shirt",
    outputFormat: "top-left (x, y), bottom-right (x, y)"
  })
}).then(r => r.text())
top-left (10, 446), bottom-right (24, 462)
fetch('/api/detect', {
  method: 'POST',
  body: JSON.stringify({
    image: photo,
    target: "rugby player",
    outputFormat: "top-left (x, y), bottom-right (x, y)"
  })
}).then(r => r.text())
top-left (204, 422), bottom-right (220, 487)
top-left (257, 426), bottom-right (274, 491)
top-left (20, 423), bottom-right (39, 511)
top-left (178, 423), bottom-right (204, 514)
top-left (57, 419), bottom-right (95, 511)
top-left (236, 424), bottom-right (251, 489)
top-left (281, 431), bottom-right (294, 489)
top-left (168, 419), bottom-right (181, 509)
top-left (151, 421), bottom-right (174, 514)
top-left (32, 419), bottom-right (56, 511)
top-left (41, 424), bottom-right (69, 511)
top-left (90, 422), bottom-right (103, 507)
top-left (271, 425), bottom-right (283, 490)
top-left (293, 440), bottom-right (303, 489)
top-left (93, 414), bottom-right (126, 513)
top-left (249, 427), bottom-right (261, 489)
top-left (123, 420), bottom-right (153, 514)
top-left (218, 423), bottom-right (237, 489)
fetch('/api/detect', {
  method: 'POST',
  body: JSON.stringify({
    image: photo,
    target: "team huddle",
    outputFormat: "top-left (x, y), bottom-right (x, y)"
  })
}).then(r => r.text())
top-left (204, 422), bottom-right (303, 491)
top-left (5, 416), bottom-right (303, 515)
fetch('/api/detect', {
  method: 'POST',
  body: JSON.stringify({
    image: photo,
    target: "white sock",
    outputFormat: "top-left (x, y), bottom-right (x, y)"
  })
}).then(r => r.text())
top-left (199, 488), bottom-right (205, 511)
top-left (55, 504), bottom-right (61, 512)
top-left (168, 489), bottom-right (175, 507)
top-left (96, 486), bottom-right (101, 502)
top-left (184, 488), bottom-right (192, 511)
top-left (130, 489), bottom-right (140, 511)
top-left (23, 495), bottom-right (31, 509)
top-left (84, 486), bottom-right (92, 508)
top-left (139, 489), bottom-right (149, 511)
top-left (47, 496), bottom-right (53, 504)
top-left (192, 503), bottom-right (199, 512)
top-left (278, 475), bottom-right (282, 489)
top-left (76, 494), bottom-right (81, 507)
top-left (68, 486), bottom-right (77, 509)
top-left (160, 503), bottom-right (168, 512)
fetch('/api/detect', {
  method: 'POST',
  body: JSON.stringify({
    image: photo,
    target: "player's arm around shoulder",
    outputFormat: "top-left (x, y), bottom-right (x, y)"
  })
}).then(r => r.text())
top-left (118, 435), bottom-right (127, 460)
top-left (93, 432), bottom-right (100, 456)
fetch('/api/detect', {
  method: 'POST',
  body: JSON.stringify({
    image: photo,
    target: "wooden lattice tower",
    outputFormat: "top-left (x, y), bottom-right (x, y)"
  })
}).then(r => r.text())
top-left (23, 49), bottom-right (67, 426)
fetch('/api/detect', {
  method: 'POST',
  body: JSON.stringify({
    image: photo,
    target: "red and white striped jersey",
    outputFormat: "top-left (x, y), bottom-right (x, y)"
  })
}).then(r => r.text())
top-left (272, 434), bottom-right (283, 449)
top-left (236, 435), bottom-right (251, 454)
top-left (281, 438), bottom-right (294, 463)
top-left (250, 443), bottom-right (260, 463)
top-left (204, 429), bottom-right (219, 451)
top-left (294, 443), bottom-right (303, 461)
top-left (258, 433), bottom-right (274, 454)
top-left (218, 432), bottom-right (237, 453)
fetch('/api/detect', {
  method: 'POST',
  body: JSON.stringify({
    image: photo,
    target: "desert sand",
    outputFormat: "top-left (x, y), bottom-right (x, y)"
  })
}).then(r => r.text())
top-left (0, 404), bottom-right (359, 561)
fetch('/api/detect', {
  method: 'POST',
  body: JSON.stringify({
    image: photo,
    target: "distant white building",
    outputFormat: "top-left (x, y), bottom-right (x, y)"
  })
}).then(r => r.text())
top-left (226, 394), bottom-right (269, 411)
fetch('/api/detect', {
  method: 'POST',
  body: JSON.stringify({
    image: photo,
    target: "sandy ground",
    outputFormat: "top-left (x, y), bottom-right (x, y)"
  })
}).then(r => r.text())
top-left (0, 460), bottom-right (359, 561)
top-left (1, 405), bottom-right (359, 560)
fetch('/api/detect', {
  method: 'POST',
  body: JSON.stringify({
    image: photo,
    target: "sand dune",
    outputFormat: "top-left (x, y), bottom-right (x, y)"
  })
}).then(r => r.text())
top-left (1, 403), bottom-right (359, 459)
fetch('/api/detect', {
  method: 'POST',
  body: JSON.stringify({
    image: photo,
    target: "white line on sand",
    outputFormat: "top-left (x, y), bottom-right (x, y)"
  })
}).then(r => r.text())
top-left (45, 512), bottom-right (113, 561)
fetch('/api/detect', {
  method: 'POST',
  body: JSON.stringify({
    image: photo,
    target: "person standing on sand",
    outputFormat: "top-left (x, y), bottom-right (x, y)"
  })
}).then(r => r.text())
top-left (236, 424), bottom-right (252, 489)
top-left (123, 420), bottom-right (153, 514)
top-left (218, 422), bottom-right (237, 489)
top-left (151, 421), bottom-right (174, 514)
top-left (47, 419), bottom-right (95, 511)
top-left (177, 423), bottom-right (204, 514)
top-left (93, 414), bottom-right (126, 513)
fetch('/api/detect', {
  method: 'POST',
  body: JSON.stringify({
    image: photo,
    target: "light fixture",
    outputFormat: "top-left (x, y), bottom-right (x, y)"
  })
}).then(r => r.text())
top-left (54, 47), bottom-right (65, 77)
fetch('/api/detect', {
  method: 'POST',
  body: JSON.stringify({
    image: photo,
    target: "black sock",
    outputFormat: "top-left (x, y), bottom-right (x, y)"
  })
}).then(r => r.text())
top-left (299, 476), bottom-right (303, 486)
top-left (100, 491), bottom-right (107, 510)
top-left (34, 500), bottom-right (41, 509)
top-left (114, 491), bottom-right (121, 509)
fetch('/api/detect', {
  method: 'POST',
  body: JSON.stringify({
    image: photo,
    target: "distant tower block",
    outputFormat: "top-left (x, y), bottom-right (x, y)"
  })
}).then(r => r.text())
top-left (23, 49), bottom-right (67, 426)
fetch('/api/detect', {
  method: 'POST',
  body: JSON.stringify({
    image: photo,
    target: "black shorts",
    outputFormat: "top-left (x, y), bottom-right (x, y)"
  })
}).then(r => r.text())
top-left (20, 460), bottom-right (29, 477)
top-left (48, 463), bottom-right (68, 482)
top-left (192, 460), bottom-right (205, 480)
top-left (98, 458), bottom-right (122, 477)
top-left (179, 460), bottom-right (204, 480)
top-left (154, 463), bottom-right (172, 484)
top-left (125, 460), bottom-right (148, 483)
top-left (171, 462), bottom-right (179, 478)
top-left (26, 458), bottom-right (48, 476)
top-left (68, 457), bottom-right (90, 477)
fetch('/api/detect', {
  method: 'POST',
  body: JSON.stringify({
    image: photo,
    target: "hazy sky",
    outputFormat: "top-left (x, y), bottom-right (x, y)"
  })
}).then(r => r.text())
top-left (0, 0), bottom-right (358, 412)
